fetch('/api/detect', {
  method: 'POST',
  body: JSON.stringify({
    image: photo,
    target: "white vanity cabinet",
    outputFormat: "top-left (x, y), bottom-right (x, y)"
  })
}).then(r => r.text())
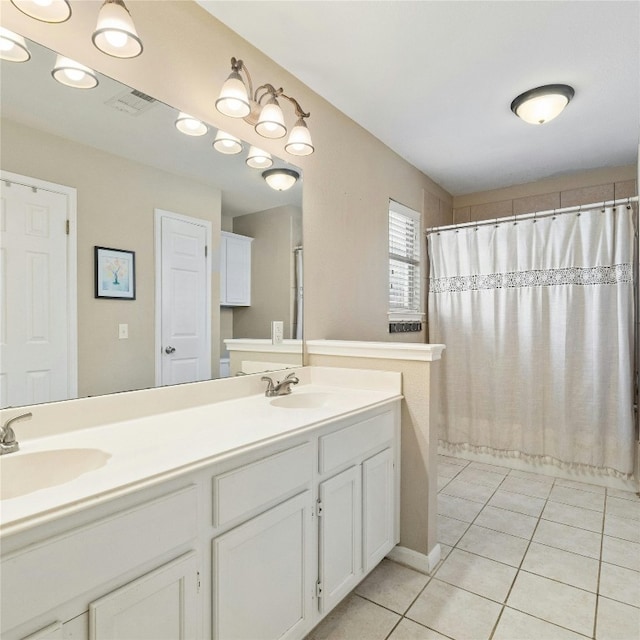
top-left (220, 231), bottom-right (252, 306)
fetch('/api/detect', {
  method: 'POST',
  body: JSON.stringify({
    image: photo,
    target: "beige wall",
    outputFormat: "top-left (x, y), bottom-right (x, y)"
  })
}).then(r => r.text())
top-left (452, 165), bottom-right (637, 223)
top-left (233, 205), bottom-right (302, 340)
top-left (1, 119), bottom-right (222, 397)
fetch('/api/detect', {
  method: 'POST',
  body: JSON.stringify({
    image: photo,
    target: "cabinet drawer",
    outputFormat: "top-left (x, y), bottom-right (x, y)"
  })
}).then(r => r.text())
top-left (1, 486), bottom-right (197, 635)
top-left (319, 411), bottom-right (394, 474)
top-left (213, 443), bottom-right (312, 527)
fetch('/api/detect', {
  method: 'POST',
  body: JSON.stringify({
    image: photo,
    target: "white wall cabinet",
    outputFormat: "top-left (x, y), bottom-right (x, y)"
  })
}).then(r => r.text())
top-left (220, 231), bottom-right (252, 306)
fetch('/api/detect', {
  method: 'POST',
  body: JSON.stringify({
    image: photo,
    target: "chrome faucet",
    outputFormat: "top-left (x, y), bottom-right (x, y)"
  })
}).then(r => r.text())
top-left (0, 412), bottom-right (32, 455)
top-left (262, 372), bottom-right (300, 397)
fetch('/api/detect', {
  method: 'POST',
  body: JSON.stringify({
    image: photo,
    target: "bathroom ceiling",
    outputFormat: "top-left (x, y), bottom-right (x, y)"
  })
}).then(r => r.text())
top-left (197, 1), bottom-right (639, 197)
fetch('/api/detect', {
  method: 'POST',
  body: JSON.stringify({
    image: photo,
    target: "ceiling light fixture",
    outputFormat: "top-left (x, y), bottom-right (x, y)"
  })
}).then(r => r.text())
top-left (246, 147), bottom-right (273, 169)
top-left (52, 55), bottom-right (99, 89)
top-left (92, 0), bottom-right (143, 59)
top-left (511, 84), bottom-right (575, 125)
top-left (213, 130), bottom-right (243, 155)
top-left (175, 112), bottom-right (208, 137)
top-left (0, 27), bottom-right (31, 62)
top-left (10, 0), bottom-right (71, 23)
top-left (216, 57), bottom-right (314, 156)
top-left (262, 168), bottom-right (299, 191)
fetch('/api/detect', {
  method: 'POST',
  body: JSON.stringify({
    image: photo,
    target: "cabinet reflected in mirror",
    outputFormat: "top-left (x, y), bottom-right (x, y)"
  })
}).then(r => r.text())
top-left (0, 35), bottom-right (303, 409)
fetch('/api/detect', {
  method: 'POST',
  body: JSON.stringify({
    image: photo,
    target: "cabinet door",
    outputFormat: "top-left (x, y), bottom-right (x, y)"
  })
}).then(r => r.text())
top-left (318, 466), bottom-right (362, 613)
top-left (22, 622), bottom-right (63, 640)
top-left (362, 448), bottom-right (395, 573)
top-left (221, 233), bottom-right (252, 306)
top-left (89, 552), bottom-right (198, 640)
top-left (213, 491), bottom-right (313, 640)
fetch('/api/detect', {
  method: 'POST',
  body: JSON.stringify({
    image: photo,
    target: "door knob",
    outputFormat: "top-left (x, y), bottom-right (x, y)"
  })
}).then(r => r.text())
top-left (165, 346), bottom-right (176, 354)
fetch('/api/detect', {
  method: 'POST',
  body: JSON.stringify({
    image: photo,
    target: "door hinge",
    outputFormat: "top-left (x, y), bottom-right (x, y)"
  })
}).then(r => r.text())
top-left (196, 571), bottom-right (201, 593)
top-left (315, 581), bottom-right (323, 598)
top-left (317, 500), bottom-right (323, 517)
top-left (65, 220), bottom-right (70, 235)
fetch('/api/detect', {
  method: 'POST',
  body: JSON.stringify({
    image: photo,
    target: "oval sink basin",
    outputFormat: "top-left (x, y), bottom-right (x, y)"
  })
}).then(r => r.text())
top-left (270, 392), bottom-right (329, 409)
top-left (0, 448), bottom-right (111, 500)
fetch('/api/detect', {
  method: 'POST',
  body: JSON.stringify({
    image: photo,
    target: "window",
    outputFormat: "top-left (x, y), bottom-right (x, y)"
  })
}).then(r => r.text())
top-left (388, 200), bottom-right (422, 321)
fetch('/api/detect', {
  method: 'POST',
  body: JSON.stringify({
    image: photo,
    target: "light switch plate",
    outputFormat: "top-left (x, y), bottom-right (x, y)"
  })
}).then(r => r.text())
top-left (118, 323), bottom-right (129, 339)
top-left (271, 321), bottom-right (284, 345)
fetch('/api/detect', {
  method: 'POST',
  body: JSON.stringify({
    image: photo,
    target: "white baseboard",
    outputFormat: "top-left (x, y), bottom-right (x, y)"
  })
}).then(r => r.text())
top-left (386, 544), bottom-right (441, 574)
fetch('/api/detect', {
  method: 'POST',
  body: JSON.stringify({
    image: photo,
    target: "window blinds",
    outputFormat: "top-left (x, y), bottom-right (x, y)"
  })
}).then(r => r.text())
top-left (389, 206), bottom-right (420, 313)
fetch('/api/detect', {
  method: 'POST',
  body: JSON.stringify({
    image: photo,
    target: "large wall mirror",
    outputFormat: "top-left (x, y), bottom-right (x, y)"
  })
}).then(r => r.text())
top-left (0, 35), bottom-right (303, 410)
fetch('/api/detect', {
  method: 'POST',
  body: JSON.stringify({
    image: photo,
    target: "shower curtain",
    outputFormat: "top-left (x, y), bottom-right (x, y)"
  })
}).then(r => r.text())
top-left (428, 204), bottom-right (636, 476)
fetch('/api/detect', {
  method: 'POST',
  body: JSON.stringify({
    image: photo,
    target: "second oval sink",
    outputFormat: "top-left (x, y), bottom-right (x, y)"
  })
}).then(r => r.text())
top-left (0, 448), bottom-right (111, 500)
top-left (270, 392), bottom-right (329, 409)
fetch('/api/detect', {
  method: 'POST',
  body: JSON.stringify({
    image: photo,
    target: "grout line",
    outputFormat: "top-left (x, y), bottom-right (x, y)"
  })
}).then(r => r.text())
top-left (592, 489), bottom-right (608, 638)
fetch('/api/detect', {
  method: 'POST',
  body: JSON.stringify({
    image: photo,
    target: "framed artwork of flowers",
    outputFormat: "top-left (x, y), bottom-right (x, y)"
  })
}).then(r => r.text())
top-left (95, 246), bottom-right (136, 300)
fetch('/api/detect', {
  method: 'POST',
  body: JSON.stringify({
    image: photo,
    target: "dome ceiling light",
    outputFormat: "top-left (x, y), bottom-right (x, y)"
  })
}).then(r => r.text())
top-left (511, 84), bottom-right (575, 125)
top-left (262, 168), bottom-right (300, 191)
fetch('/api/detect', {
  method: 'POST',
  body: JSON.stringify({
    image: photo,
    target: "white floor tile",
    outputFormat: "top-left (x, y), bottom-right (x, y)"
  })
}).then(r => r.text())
top-left (468, 461), bottom-right (510, 476)
top-left (437, 476), bottom-right (452, 492)
top-left (474, 505), bottom-right (538, 539)
top-left (387, 619), bottom-right (450, 640)
top-left (488, 489), bottom-right (546, 517)
top-left (306, 594), bottom-right (400, 640)
top-left (598, 563), bottom-right (640, 608)
top-left (437, 493), bottom-right (484, 523)
top-left (606, 495), bottom-right (640, 522)
top-left (601, 535), bottom-right (640, 572)
top-left (437, 514), bottom-right (470, 546)
top-left (533, 519), bottom-right (602, 559)
top-left (500, 476), bottom-right (553, 499)
top-left (354, 559), bottom-right (429, 614)
top-left (548, 485), bottom-right (605, 512)
top-left (438, 461), bottom-right (465, 479)
top-left (595, 596), bottom-right (640, 640)
top-left (521, 542), bottom-right (600, 592)
top-left (493, 607), bottom-right (587, 640)
top-left (542, 499), bottom-right (604, 533)
top-left (604, 513), bottom-right (640, 543)
top-left (455, 467), bottom-right (505, 489)
top-left (457, 524), bottom-right (529, 567)
top-left (434, 548), bottom-right (517, 602)
top-left (507, 571), bottom-right (596, 636)
top-left (555, 477), bottom-right (606, 495)
top-left (438, 455), bottom-right (468, 467)
top-left (406, 579), bottom-right (502, 640)
top-left (507, 469), bottom-right (555, 485)
top-left (606, 487), bottom-right (640, 502)
top-left (440, 478), bottom-right (496, 504)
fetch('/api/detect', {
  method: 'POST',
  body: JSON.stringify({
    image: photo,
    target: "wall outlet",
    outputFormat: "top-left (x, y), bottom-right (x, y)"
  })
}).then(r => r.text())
top-left (118, 323), bottom-right (129, 339)
top-left (271, 321), bottom-right (284, 345)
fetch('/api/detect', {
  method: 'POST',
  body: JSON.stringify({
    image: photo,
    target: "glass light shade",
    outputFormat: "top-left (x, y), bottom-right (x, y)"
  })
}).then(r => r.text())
top-left (255, 99), bottom-right (287, 139)
top-left (213, 130), bottom-right (243, 155)
top-left (246, 147), bottom-right (273, 169)
top-left (511, 85), bottom-right (574, 125)
top-left (10, 0), bottom-right (71, 23)
top-left (52, 55), bottom-right (99, 89)
top-left (92, 0), bottom-right (143, 59)
top-left (215, 72), bottom-right (251, 118)
top-left (262, 168), bottom-right (299, 191)
top-left (284, 118), bottom-right (314, 156)
top-left (175, 112), bottom-right (208, 136)
top-left (0, 28), bottom-right (31, 62)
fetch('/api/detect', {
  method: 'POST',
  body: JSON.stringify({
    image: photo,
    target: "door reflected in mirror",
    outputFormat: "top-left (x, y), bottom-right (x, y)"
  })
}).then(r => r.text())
top-left (0, 35), bottom-right (303, 410)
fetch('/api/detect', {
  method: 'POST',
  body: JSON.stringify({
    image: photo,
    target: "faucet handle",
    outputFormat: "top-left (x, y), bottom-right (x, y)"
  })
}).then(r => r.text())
top-left (261, 376), bottom-right (275, 396)
top-left (0, 411), bottom-right (31, 454)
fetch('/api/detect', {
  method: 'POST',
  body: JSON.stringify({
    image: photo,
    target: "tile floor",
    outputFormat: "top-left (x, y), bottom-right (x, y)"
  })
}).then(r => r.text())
top-left (306, 455), bottom-right (640, 640)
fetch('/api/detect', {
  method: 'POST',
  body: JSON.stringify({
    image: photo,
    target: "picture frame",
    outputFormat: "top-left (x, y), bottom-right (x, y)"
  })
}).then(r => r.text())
top-left (95, 246), bottom-right (136, 300)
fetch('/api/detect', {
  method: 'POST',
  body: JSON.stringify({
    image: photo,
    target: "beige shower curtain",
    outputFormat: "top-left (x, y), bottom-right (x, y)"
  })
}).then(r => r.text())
top-left (428, 204), bottom-right (636, 476)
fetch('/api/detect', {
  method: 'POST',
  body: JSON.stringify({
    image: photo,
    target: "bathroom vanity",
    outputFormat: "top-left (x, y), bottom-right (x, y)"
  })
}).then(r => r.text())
top-left (0, 367), bottom-right (401, 640)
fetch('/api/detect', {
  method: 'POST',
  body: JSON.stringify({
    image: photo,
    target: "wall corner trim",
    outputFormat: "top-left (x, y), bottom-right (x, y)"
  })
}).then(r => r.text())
top-left (386, 544), bottom-right (442, 575)
top-left (305, 340), bottom-right (445, 361)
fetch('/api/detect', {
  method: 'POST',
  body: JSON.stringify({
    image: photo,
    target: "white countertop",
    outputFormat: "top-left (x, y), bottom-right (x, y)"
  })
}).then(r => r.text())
top-left (0, 367), bottom-right (401, 537)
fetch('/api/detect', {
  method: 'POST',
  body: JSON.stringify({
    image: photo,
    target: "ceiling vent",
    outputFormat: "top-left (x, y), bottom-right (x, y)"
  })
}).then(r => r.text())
top-left (105, 88), bottom-right (156, 116)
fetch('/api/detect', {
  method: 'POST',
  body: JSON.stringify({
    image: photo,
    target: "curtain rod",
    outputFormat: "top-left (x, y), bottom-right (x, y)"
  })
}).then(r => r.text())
top-left (426, 195), bottom-right (639, 235)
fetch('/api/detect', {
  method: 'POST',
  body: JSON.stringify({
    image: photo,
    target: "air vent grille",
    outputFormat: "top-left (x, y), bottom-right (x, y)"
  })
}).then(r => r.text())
top-left (105, 89), bottom-right (156, 116)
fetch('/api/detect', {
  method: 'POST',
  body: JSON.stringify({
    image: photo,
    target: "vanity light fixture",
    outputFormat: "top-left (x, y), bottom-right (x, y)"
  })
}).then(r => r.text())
top-left (246, 146), bottom-right (273, 169)
top-left (52, 55), bottom-right (99, 89)
top-left (175, 112), bottom-right (208, 137)
top-left (262, 168), bottom-right (299, 191)
top-left (213, 130), bottom-right (243, 155)
top-left (0, 27), bottom-right (31, 62)
top-left (216, 57), bottom-right (314, 156)
top-left (92, 0), bottom-right (143, 59)
top-left (511, 84), bottom-right (575, 125)
top-left (10, 0), bottom-right (71, 23)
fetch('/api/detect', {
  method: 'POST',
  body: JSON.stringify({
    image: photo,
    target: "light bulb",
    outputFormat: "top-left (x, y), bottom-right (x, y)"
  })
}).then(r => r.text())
top-left (175, 112), bottom-right (208, 137)
top-left (34, 0), bottom-right (53, 6)
top-left (255, 99), bottom-right (287, 139)
top-left (215, 71), bottom-right (250, 118)
top-left (0, 28), bottom-right (30, 62)
top-left (92, 0), bottom-right (143, 58)
top-left (246, 147), bottom-right (273, 169)
top-left (285, 118), bottom-right (314, 156)
top-left (10, 0), bottom-right (71, 22)
top-left (52, 55), bottom-right (99, 89)
top-left (213, 131), bottom-right (242, 155)
top-left (64, 68), bottom-right (85, 82)
top-left (104, 29), bottom-right (128, 49)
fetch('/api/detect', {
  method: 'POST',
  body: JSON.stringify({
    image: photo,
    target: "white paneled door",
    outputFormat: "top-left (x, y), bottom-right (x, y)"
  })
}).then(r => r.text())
top-left (156, 209), bottom-right (211, 387)
top-left (0, 174), bottom-right (76, 408)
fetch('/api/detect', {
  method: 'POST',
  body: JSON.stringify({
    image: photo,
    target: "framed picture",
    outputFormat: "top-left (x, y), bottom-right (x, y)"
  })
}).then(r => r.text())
top-left (95, 246), bottom-right (136, 300)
